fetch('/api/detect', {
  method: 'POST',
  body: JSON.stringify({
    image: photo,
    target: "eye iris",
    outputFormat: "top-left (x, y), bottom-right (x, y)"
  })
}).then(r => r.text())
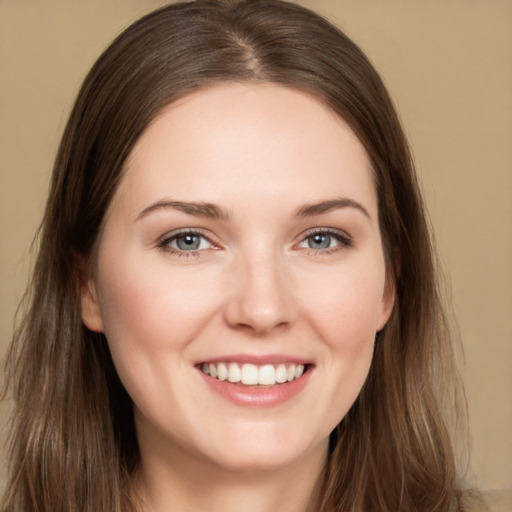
top-left (308, 233), bottom-right (331, 249)
top-left (176, 234), bottom-right (200, 250)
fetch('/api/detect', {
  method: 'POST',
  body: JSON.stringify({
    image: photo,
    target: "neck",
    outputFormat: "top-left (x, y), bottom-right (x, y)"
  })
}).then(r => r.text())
top-left (133, 437), bottom-right (328, 512)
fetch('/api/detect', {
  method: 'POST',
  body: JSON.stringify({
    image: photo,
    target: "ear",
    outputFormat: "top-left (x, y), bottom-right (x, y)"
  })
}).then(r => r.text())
top-left (376, 268), bottom-right (396, 332)
top-left (78, 259), bottom-right (105, 333)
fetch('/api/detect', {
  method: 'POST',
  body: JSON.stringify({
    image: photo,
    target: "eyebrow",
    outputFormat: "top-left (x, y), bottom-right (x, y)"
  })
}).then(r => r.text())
top-left (136, 200), bottom-right (230, 221)
top-left (294, 198), bottom-right (371, 220)
top-left (136, 197), bottom-right (370, 222)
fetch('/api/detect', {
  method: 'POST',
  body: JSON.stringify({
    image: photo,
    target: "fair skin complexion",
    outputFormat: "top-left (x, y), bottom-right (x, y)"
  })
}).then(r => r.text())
top-left (81, 83), bottom-right (394, 512)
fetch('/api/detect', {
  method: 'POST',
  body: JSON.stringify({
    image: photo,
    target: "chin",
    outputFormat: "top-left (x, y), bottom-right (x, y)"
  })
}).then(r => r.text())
top-left (196, 428), bottom-right (327, 473)
top-left (207, 450), bottom-right (304, 473)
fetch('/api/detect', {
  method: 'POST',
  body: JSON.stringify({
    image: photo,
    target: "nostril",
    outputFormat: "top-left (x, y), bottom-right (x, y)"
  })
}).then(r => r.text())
top-left (223, 300), bottom-right (292, 335)
top-left (222, 260), bottom-right (295, 334)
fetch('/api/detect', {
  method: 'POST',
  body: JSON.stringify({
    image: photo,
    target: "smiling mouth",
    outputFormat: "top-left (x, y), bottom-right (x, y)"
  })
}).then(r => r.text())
top-left (199, 362), bottom-right (307, 386)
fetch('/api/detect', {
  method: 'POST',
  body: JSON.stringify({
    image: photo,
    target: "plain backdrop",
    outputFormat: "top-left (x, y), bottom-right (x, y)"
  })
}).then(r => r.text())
top-left (1, 0), bottom-right (511, 493)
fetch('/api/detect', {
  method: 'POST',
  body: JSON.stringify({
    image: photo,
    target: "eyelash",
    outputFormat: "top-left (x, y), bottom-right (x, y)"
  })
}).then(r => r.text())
top-left (157, 228), bottom-right (353, 258)
top-left (157, 229), bottom-right (215, 258)
top-left (297, 228), bottom-right (353, 256)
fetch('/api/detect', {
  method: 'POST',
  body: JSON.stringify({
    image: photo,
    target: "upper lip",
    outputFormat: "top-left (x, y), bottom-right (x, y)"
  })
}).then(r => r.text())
top-left (196, 354), bottom-right (314, 366)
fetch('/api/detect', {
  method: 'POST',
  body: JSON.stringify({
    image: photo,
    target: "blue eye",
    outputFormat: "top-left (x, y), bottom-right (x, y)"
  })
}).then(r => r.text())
top-left (298, 230), bottom-right (352, 252)
top-left (161, 231), bottom-right (213, 253)
top-left (307, 233), bottom-right (334, 249)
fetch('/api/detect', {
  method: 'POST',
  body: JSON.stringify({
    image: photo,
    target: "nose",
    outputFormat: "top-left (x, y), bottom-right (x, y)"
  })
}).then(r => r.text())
top-left (223, 252), bottom-right (294, 336)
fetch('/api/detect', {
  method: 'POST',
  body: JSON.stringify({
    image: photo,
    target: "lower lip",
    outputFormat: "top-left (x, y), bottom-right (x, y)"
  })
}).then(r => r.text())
top-left (198, 367), bottom-right (312, 407)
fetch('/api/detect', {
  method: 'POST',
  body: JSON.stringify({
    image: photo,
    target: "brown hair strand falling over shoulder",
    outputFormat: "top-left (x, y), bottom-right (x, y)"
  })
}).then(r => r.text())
top-left (2, 1), bottom-right (468, 511)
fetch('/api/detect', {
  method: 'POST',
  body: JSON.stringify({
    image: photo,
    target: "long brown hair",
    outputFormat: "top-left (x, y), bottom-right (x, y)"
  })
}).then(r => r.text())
top-left (2, 1), bottom-right (468, 510)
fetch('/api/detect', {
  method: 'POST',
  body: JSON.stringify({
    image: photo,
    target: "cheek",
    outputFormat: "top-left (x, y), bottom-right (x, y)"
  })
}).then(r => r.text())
top-left (93, 256), bottom-right (227, 433)
top-left (97, 255), bottom-right (218, 346)
top-left (93, 251), bottom-right (222, 397)
top-left (294, 258), bottom-right (385, 419)
top-left (299, 258), bottom-right (386, 346)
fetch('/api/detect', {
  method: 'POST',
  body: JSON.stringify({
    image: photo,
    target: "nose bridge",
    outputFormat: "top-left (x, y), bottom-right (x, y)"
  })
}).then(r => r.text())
top-left (224, 245), bottom-right (293, 334)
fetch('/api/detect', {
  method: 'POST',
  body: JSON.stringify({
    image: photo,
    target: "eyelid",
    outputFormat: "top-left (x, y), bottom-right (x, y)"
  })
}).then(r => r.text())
top-left (157, 228), bottom-right (221, 254)
top-left (294, 227), bottom-right (353, 252)
top-left (299, 226), bottom-right (352, 241)
top-left (156, 226), bottom-right (352, 256)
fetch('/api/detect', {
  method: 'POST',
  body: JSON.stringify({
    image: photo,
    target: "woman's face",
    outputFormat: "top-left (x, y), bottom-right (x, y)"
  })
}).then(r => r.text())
top-left (81, 83), bottom-right (394, 473)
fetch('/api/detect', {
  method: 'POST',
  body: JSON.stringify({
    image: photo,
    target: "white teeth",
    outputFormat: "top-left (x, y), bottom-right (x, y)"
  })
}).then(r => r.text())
top-left (227, 362), bottom-right (241, 383)
top-left (275, 364), bottom-right (287, 383)
top-left (241, 364), bottom-right (259, 385)
top-left (258, 364), bottom-right (275, 385)
top-left (200, 361), bottom-right (307, 386)
top-left (217, 362), bottom-right (228, 381)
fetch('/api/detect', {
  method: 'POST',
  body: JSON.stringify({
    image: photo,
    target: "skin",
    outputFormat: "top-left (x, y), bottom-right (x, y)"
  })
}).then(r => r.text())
top-left (81, 83), bottom-right (395, 512)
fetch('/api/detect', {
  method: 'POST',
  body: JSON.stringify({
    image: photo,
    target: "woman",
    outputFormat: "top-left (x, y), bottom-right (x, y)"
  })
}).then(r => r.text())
top-left (2, 1), bottom-right (473, 510)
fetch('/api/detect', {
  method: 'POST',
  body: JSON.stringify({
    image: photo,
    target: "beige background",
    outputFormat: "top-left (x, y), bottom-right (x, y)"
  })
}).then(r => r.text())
top-left (1, 0), bottom-right (511, 493)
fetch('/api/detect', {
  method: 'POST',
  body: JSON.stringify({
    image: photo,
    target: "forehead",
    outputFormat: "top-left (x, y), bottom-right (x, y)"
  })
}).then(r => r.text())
top-left (117, 83), bottom-right (376, 218)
